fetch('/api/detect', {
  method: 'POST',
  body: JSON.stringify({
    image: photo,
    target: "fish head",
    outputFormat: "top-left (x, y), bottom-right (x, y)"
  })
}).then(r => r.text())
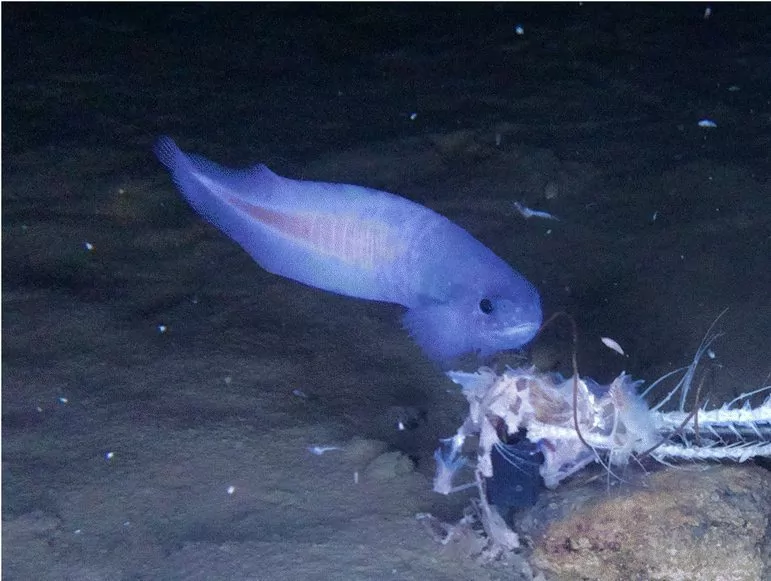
top-left (471, 289), bottom-right (542, 356)
top-left (466, 279), bottom-right (542, 357)
top-left (403, 277), bottom-right (542, 363)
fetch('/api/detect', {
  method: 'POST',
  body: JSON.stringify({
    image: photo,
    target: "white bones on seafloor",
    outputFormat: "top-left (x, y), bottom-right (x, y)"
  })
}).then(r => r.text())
top-left (435, 345), bottom-right (771, 494)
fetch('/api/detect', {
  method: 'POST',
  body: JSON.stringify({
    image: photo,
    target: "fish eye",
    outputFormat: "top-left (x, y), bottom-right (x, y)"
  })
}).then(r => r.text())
top-left (479, 298), bottom-right (494, 314)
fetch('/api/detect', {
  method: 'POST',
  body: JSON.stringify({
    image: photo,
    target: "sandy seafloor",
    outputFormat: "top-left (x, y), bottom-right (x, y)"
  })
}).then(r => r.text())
top-left (2, 4), bottom-right (770, 580)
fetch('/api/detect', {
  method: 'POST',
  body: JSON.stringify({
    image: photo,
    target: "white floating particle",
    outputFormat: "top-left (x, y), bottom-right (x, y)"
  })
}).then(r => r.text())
top-left (515, 25), bottom-right (525, 35)
top-left (74, 529), bottom-right (82, 535)
top-left (397, 420), bottom-right (406, 431)
top-left (118, 188), bottom-right (126, 195)
top-left (308, 445), bottom-right (342, 456)
top-left (354, 471), bottom-right (359, 484)
top-left (652, 210), bottom-right (659, 222)
top-left (36, 406), bottom-right (43, 412)
top-left (409, 112), bottom-right (417, 121)
top-left (495, 132), bottom-right (502, 146)
top-left (84, 242), bottom-right (94, 251)
top-left (707, 348), bottom-right (716, 359)
top-left (223, 376), bottom-right (232, 385)
top-left (513, 201), bottom-right (560, 221)
top-left (292, 388), bottom-right (308, 398)
top-left (105, 451), bottom-right (114, 461)
top-left (58, 397), bottom-right (68, 404)
top-left (727, 85), bottom-right (740, 92)
top-left (157, 324), bottom-right (167, 333)
top-left (704, 6), bottom-right (712, 19)
top-left (227, 485), bottom-right (235, 495)
top-left (698, 119), bottom-right (717, 128)
top-left (600, 337), bottom-right (626, 356)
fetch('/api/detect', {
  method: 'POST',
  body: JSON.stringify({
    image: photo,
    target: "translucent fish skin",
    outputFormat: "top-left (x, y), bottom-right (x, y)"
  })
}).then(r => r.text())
top-left (154, 137), bottom-right (542, 361)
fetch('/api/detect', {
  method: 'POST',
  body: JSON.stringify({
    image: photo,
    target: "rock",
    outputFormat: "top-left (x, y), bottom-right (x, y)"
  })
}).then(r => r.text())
top-left (342, 437), bottom-right (388, 467)
top-left (522, 465), bottom-right (771, 581)
top-left (364, 451), bottom-right (415, 482)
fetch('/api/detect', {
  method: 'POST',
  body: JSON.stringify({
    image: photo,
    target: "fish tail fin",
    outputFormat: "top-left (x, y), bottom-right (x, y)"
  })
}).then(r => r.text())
top-left (153, 136), bottom-right (184, 171)
top-left (154, 136), bottom-right (278, 202)
top-left (154, 136), bottom-right (221, 221)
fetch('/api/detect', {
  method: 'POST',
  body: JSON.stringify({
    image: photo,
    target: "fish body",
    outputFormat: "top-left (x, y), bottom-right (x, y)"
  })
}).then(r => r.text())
top-left (154, 137), bottom-right (542, 361)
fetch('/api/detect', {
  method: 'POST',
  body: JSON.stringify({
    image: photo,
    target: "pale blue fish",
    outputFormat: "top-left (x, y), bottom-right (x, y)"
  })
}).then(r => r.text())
top-left (154, 137), bottom-right (542, 361)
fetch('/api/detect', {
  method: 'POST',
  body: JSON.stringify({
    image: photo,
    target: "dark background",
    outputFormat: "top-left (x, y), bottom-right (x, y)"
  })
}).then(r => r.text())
top-left (2, 4), bottom-right (770, 580)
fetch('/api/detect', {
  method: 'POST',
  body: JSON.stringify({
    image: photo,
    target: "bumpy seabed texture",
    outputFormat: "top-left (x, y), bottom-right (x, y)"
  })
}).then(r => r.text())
top-left (3, 5), bottom-right (770, 580)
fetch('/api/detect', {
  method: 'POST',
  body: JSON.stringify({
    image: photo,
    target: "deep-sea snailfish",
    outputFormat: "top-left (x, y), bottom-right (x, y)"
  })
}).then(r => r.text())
top-left (154, 137), bottom-right (542, 362)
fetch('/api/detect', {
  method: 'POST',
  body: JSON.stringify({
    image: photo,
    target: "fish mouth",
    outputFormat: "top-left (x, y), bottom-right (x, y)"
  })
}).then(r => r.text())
top-left (493, 322), bottom-right (541, 344)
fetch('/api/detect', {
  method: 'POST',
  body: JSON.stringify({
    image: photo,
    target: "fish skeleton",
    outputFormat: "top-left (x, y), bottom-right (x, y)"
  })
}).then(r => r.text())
top-left (154, 137), bottom-right (542, 362)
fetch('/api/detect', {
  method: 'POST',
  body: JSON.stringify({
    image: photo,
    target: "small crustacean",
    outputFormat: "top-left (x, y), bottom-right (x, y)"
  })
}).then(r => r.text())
top-left (433, 434), bottom-right (475, 495)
